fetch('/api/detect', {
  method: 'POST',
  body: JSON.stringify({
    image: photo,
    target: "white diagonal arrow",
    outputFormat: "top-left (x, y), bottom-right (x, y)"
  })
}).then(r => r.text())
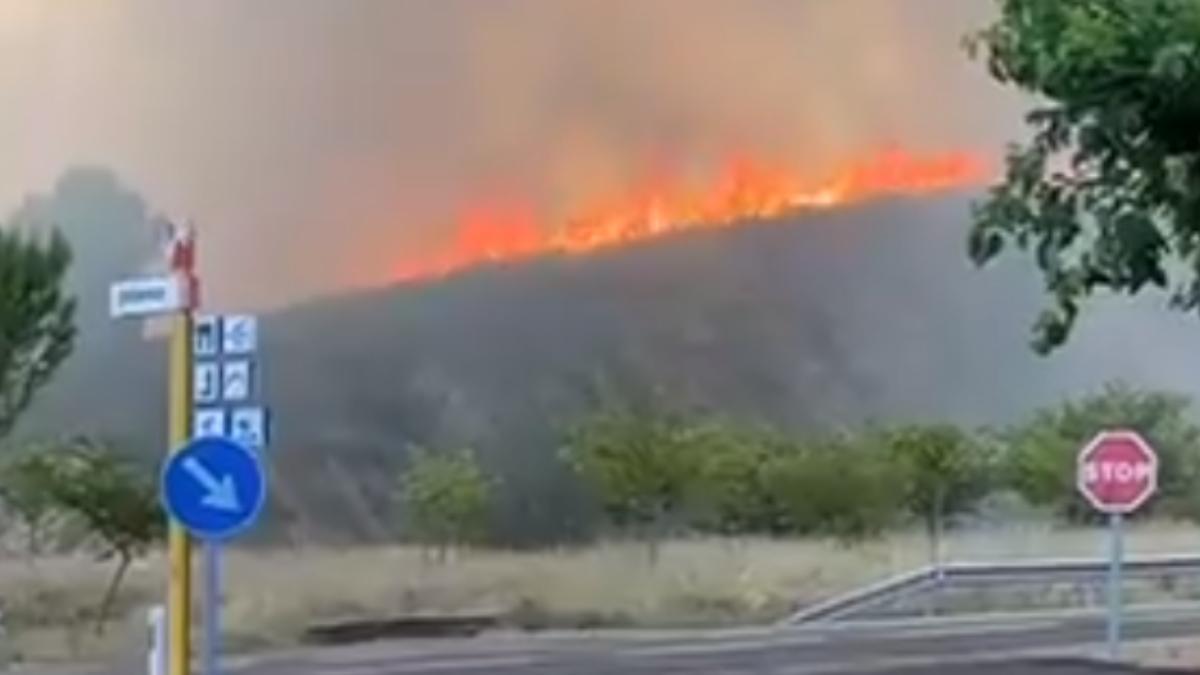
top-left (182, 457), bottom-right (242, 512)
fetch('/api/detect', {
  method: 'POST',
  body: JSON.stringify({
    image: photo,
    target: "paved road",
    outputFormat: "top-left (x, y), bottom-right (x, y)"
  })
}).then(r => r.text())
top-left (64, 608), bottom-right (1200, 675)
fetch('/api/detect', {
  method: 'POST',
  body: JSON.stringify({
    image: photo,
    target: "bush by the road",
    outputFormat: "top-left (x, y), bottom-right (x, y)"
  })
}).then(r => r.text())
top-left (884, 424), bottom-right (994, 562)
top-left (399, 447), bottom-right (494, 556)
top-left (759, 434), bottom-right (900, 541)
top-left (0, 437), bottom-right (163, 634)
top-left (1002, 382), bottom-right (1200, 523)
top-left (561, 382), bottom-right (1200, 548)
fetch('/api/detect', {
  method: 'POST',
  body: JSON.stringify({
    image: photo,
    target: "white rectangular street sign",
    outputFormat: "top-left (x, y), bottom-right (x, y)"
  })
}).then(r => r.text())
top-left (194, 408), bottom-right (227, 439)
top-left (221, 360), bottom-right (252, 402)
top-left (194, 315), bottom-right (221, 357)
top-left (109, 276), bottom-right (186, 319)
top-left (230, 406), bottom-right (268, 449)
top-left (194, 363), bottom-right (220, 404)
top-left (221, 315), bottom-right (258, 355)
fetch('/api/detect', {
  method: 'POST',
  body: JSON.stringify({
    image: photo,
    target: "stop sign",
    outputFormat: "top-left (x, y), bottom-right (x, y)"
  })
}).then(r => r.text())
top-left (1077, 429), bottom-right (1159, 514)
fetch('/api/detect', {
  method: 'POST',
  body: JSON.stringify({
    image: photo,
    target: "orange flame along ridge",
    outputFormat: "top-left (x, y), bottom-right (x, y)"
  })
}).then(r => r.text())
top-left (392, 148), bottom-right (990, 283)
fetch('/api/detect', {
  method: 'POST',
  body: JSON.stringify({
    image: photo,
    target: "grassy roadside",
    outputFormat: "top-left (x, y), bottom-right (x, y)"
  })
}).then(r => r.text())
top-left (4, 522), bottom-right (1199, 664)
top-left (1122, 638), bottom-right (1200, 670)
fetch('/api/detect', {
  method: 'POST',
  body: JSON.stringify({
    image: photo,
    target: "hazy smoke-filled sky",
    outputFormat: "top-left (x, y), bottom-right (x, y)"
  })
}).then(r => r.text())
top-left (1, 0), bottom-right (1023, 309)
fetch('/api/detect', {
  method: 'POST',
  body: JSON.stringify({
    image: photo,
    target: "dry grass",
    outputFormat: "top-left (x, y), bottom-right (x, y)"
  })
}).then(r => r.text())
top-left (1123, 638), bottom-right (1200, 669)
top-left (4, 521), bottom-right (1200, 664)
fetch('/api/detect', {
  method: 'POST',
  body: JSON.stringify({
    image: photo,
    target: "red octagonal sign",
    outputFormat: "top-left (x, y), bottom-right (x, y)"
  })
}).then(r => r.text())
top-left (1077, 429), bottom-right (1159, 515)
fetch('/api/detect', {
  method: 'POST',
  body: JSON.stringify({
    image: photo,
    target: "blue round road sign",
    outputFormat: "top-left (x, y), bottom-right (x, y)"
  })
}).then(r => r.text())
top-left (161, 437), bottom-right (266, 541)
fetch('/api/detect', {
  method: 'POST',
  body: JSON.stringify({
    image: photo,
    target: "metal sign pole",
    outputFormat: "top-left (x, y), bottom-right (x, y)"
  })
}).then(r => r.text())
top-left (1106, 512), bottom-right (1124, 660)
top-left (148, 605), bottom-right (166, 675)
top-left (168, 309), bottom-right (194, 675)
top-left (1077, 429), bottom-right (1157, 662)
top-left (163, 438), bottom-right (266, 675)
top-left (166, 225), bottom-right (196, 675)
top-left (203, 542), bottom-right (222, 675)
top-left (164, 299), bottom-right (268, 675)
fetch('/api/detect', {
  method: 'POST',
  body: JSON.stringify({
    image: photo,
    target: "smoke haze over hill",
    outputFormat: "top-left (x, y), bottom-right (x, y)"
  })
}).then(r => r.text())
top-left (6, 2), bottom-right (1200, 544)
top-left (10, 171), bottom-right (1200, 543)
top-left (2, 0), bottom-right (1021, 308)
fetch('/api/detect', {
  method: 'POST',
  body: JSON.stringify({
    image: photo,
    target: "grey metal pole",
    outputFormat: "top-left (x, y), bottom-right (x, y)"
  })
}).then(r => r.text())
top-left (1106, 512), bottom-right (1124, 660)
top-left (148, 605), bottom-right (166, 675)
top-left (203, 542), bottom-right (222, 675)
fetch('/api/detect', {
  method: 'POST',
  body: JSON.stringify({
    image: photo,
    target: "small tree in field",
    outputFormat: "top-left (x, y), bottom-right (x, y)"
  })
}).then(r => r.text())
top-left (37, 438), bottom-right (165, 633)
top-left (1004, 382), bottom-right (1200, 522)
top-left (761, 435), bottom-right (901, 543)
top-left (687, 421), bottom-right (784, 536)
top-left (562, 406), bottom-right (700, 558)
top-left (0, 449), bottom-right (62, 557)
top-left (884, 425), bottom-right (991, 568)
top-left (400, 448), bottom-right (492, 559)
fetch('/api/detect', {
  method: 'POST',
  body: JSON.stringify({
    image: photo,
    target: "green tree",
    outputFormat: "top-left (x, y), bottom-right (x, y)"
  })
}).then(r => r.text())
top-left (37, 438), bottom-right (165, 633)
top-left (967, 0), bottom-right (1200, 352)
top-left (562, 406), bottom-right (701, 552)
top-left (399, 447), bottom-right (493, 558)
top-left (0, 227), bottom-right (75, 436)
top-left (761, 435), bottom-right (900, 542)
top-left (885, 425), bottom-right (991, 567)
top-left (0, 448), bottom-right (61, 557)
top-left (687, 421), bottom-right (784, 535)
top-left (1003, 382), bottom-right (1200, 521)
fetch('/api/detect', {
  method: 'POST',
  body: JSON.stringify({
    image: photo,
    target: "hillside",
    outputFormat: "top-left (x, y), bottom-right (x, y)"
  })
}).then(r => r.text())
top-left (16, 182), bottom-right (1200, 544)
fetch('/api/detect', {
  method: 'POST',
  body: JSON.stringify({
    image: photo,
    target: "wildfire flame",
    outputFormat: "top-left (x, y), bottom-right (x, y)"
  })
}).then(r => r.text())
top-left (393, 148), bottom-right (989, 283)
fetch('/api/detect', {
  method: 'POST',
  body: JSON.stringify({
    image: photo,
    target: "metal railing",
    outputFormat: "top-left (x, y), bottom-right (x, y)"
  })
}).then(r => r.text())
top-left (784, 553), bottom-right (1200, 625)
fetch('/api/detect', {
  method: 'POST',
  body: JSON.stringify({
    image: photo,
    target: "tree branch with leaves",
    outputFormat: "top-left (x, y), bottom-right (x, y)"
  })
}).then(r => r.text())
top-left (23, 438), bottom-right (165, 634)
top-left (967, 0), bottom-right (1200, 352)
top-left (0, 227), bottom-right (75, 437)
top-left (0, 449), bottom-right (62, 557)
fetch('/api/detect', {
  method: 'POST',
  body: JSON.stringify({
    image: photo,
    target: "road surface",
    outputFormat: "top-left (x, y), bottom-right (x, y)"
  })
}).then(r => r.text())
top-left (61, 607), bottom-right (1200, 675)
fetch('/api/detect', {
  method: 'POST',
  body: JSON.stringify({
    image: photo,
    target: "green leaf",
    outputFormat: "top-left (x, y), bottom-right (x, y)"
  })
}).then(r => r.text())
top-left (399, 447), bottom-right (493, 548)
top-left (0, 227), bottom-right (76, 439)
top-left (967, 0), bottom-right (1200, 351)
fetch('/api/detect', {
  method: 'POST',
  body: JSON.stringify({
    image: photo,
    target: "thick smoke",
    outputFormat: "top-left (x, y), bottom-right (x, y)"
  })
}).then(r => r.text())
top-left (7, 168), bottom-right (164, 452)
top-left (13, 3), bottom-right (1200, 544)
top-left (19, 183), bottom-right (1200, 544)
top-left (1, 0), bottom-right (1021, 308)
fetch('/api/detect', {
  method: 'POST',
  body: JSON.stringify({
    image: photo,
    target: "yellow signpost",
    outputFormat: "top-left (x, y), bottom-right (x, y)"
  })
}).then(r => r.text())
top-left (166, 227), bottom-right (197, 675)
top-left (110, 223), bottom-right (199, 675)
top-left (168, 311), bottom-right (194, 675)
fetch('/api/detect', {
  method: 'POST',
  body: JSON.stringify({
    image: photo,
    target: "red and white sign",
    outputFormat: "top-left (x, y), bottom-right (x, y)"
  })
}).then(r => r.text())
top-left (1077, 429), bottom-right (1158, 515)
top-left (165, 221), bottom-right (196, 274)
top-left (165, 222), bottom-right (199, 309)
